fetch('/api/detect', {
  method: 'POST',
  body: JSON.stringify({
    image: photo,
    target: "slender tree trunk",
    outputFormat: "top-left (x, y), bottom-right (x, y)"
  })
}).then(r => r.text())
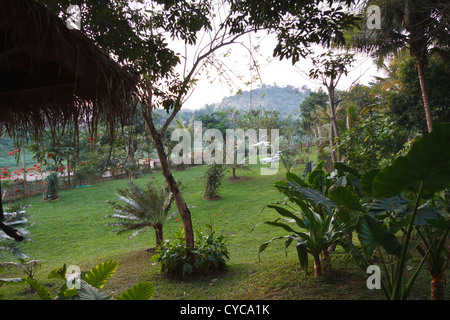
top-left (67, 159), bottom-right (71, 185)
top-left (142, 106), bottom-right (195, 249)
top-left (21, 139), bottom-right (27, 196)
top-left (327, 85), bottom-right (340, 162)
top-left (305, 131), bottom-right (310, 150)
top-left (313, 254), bottom-right (322, 278)
top-left (329, 122), bottom-right (336, 165)
top-left (154, 223), bottom-right (164, 248)
top-left (126, 142), bottom-right (135, 189)
top-left (321, 249), bottom-right (330, 274)
top-left (415, 57), bottom-right (433, 133)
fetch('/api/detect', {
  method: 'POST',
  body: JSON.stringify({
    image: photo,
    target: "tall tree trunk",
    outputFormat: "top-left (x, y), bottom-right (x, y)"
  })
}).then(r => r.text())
top-left (142, 106), bottom-right (195, 249)
top-left (327, 85), bottom-right (340, 162)
top-left (415, 57), bottom-right (433, 133)
top-left (329, 123), bottom-right (336, 165)
top-left (305, 131), bottom-right (310, 150)
top-left (126, 142), bottom-right (135, 189)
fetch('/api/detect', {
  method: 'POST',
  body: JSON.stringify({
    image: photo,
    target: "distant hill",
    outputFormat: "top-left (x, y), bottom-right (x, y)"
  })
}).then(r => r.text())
top-left (215, 84), bottom-right (310, 117)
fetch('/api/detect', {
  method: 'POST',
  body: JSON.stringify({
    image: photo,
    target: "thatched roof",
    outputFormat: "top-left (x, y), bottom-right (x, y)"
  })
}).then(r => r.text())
top-left (0, 0), bottom-right (138, 137)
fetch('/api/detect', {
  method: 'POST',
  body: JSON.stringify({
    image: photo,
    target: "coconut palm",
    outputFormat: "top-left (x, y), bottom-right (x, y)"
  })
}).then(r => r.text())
top-left (351, 0), bottom-right (450, 133)
top-left (106, 179), bottom-right (176, 249)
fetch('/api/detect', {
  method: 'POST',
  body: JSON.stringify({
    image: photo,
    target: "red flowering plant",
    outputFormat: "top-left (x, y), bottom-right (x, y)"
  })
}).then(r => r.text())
top-left (0, 167), bottom-right (12, 193)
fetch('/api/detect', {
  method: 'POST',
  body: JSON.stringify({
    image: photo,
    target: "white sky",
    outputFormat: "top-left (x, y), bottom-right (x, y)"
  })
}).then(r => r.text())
top-left (180, 34), bottom-right (385, 110)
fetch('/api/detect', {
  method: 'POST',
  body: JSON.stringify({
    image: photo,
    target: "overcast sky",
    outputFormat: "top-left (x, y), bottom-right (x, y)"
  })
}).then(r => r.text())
top-left (178, 29), bottom-right (385, 110)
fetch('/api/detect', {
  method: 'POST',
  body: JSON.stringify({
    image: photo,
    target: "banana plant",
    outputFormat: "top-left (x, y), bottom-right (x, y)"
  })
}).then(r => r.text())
top-left (24, 261), bottom-right (154, 300)
top-left (255, 199), bottom-right (342, 278)
top-left (255, 163), bottom-right (346, 278)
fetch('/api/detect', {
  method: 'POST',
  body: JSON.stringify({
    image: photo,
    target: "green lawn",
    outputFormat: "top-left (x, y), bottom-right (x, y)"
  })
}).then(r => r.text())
top-left (0, 161), bottom-right (439, 300)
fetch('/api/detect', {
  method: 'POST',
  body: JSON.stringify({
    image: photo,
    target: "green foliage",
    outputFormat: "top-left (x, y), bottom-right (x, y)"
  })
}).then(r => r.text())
top-left (202, 163), bottom-right (227, 199)
top-left (386, 55), bottom-right (450, 131)
top-left (43, 172), bottom-right (60, 201)
top-left (299, 88), bottom-right (328, 122)
top-left (361, 123), bottom-right (450, 199)
top-left (83, 260), bottom-right (118, 290)
top-left (279, 149), bottom-right (300, 173)
top-left (343, 123), bottom-right (450, 300)
top-left (25, 261), bottom-right (154, 300)
top-left (229, 0), bottom-right (359, 63)
top-left (152, 226), bottom-right (230, 278)
top-left (117, 282), bottom-right (155, 300)
top-left (106, 179), bottom-right (175, 247)
top-left (257, 162), bottom-right (348, 277)
top-left (339, 115), bottom-right (409, 172)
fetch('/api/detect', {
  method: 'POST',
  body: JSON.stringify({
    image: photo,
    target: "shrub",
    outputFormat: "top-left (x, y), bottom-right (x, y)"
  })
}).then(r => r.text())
top-left (23, 261), bottom-right (154, 300)
top-left (152, 226), bottom-right (230, 277)
top-left (43, 172), bottom-right (60, 200)
top-left (202, 163), bottom-right (226, 199)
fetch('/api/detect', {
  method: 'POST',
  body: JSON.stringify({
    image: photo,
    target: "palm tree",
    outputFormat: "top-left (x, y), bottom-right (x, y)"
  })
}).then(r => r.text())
top-left (106, 179), bottom-right (176, 249)
top-left (351, 0), bottom-right (450, 133)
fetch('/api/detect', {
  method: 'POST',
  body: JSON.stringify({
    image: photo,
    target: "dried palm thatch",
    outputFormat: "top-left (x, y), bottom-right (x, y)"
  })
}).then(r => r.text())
top-left (0, 0), bottom-right (138, 241)
top-left (0, 0), bottom-right (138, 138)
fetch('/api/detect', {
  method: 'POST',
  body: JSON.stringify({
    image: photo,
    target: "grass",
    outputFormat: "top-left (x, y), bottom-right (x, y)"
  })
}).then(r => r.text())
top-left (0, 160), bottom-right (445, 300)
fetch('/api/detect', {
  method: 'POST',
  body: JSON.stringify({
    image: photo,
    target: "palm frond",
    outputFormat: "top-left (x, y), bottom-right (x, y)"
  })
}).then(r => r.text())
top-left (106, 179), bottom-right (176, 235)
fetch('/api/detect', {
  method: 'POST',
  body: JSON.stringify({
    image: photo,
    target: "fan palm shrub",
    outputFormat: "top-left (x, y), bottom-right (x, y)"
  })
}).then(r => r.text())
top-left (106, 179), bottom-right (176, 249)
